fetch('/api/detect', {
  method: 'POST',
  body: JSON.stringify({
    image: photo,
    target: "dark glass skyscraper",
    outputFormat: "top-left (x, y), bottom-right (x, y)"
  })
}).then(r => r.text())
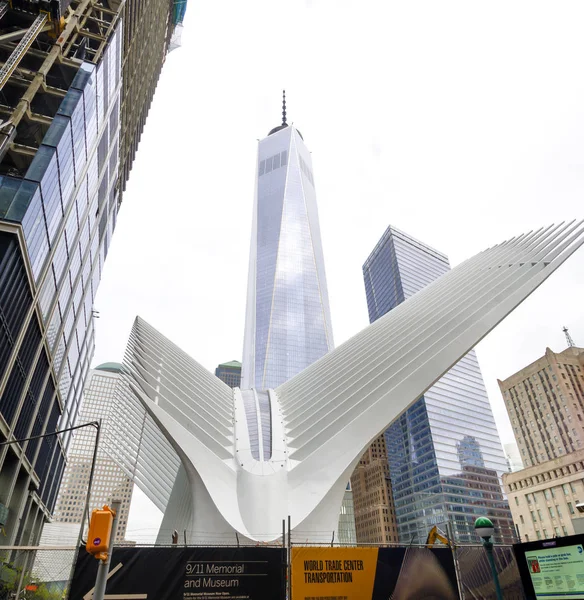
top-left (0, 0), bottom-right (185, 545)
top-left (363, 225), bottom-right (513, 543)
top-left (215, 360), bottom-right (242, 389)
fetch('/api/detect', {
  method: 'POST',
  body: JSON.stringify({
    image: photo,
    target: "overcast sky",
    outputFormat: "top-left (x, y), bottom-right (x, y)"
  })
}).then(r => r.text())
top-left (93, 1), bottom-right (584, 541)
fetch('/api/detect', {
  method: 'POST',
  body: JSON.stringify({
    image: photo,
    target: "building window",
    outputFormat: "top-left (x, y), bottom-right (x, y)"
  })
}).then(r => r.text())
top-left (549, 507), bottom-right (555, 518)
top-left (536, 530), bottom-right (542, 540)
top-left (520, 515), bottom-right (525, 524)
top-left (515, 497), bottom-right (519, 506)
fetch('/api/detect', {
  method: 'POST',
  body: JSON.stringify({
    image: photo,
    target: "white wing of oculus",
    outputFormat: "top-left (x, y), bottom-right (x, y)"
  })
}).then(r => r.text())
top-left (123, 222), bottom-right (584, 543)
top-left (102, 335), bottom-right (182, 513)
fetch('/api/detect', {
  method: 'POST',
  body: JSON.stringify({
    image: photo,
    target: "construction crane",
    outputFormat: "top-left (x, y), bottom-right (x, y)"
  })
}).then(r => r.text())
top-left (0, 13), bottom-right (49, 91)
top-left (0, 0), bottom-right (69, 93)
top-left (425, 525), bottom-right (451, 547)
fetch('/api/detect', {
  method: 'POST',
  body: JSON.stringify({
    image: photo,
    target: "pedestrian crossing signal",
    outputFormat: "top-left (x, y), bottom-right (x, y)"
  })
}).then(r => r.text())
top-left (86, 505), bottom-right (115, 560)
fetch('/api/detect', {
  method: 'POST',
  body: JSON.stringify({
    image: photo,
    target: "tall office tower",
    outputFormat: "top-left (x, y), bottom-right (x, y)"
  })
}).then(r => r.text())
top-left (52, 363), bottom-right (133, 541)
top-left (215, 360), bottom-right (242, 389)
top-left (360, 225), bottom-right (513, 543)
top-left (241, 95), bottom-right (334, 390)
top-left (500, 339), bottom-right (584, 542)
top-left (498, 345), bottom-right (584, 467)
top-left (241, 95), bottom-right (353, 542)
top-left (350, 436), bottom-right (399, 544)
top-left (0, 0), bottom-right (186, 545)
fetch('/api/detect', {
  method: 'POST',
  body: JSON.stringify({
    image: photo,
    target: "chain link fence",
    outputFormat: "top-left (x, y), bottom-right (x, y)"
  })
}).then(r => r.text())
top-left (0, 546), bottom-right (76, 599)
top-left (455, 545), bottom-right (524, 599)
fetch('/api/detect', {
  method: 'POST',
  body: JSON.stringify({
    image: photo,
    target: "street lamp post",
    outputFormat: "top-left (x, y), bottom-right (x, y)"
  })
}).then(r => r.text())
top-left (474, 517), bottom-right (503, 600)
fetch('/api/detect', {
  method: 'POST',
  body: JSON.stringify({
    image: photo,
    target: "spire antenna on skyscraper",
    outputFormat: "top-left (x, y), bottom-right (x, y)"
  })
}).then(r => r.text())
top-left (246, 97), bottom-right (333, 388)
top-left (282, 90), bottom-right (287, 125)
top-left (267, 91), bottom-right (292, 136)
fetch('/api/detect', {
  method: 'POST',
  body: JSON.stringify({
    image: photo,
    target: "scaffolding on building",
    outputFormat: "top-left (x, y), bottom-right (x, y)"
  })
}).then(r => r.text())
top-left (0, 0), bottom-right (187, 195)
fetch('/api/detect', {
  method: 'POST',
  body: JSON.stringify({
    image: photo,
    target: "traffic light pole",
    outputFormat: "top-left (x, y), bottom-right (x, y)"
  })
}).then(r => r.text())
top-left (77, 420), bottom-right (102, 548)
top-left (93, 499), bottom-right (121, 600)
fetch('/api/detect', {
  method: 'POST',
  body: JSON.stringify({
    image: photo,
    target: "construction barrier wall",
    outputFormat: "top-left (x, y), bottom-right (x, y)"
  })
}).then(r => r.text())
top-left (1, 542), bottom-right (528, 599)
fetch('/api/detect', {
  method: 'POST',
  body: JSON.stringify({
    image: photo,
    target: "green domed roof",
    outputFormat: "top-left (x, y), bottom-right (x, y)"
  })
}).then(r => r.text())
top-left (95, 362), bottom-right (123, 373)
top-left (218, 360), bottom-right (242, 369)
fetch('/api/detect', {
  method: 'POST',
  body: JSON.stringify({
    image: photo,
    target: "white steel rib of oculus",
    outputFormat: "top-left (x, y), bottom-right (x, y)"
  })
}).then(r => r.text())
top-left (121, 222), bottom-right (584, 543)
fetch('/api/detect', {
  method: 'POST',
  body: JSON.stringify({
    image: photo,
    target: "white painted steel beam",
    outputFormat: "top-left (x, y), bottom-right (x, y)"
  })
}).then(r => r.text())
top-left (120, 222), bottom-right (584, 543)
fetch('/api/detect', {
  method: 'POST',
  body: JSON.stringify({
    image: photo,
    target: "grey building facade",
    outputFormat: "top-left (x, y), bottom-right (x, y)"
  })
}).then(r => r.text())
top-left (52, 363), bottom-right (133, 542)
top-left (363, 225), bottom-right (514, 543)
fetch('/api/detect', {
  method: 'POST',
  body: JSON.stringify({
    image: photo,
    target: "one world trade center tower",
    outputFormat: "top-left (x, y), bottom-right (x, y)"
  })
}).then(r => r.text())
top-left (242, 93), bottom-right (334, 389)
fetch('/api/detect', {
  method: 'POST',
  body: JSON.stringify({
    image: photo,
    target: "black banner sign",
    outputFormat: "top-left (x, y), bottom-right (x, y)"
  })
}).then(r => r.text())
top-left (69, 546), bottom-right (285, 600)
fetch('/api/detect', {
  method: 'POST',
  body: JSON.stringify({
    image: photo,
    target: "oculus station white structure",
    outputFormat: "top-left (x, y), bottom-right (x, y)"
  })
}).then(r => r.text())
top-left (110, 101), bottom-right (584, 544)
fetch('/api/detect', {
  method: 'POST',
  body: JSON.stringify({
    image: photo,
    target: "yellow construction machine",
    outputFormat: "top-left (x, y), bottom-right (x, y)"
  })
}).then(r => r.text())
top-left (425, 525), bottom-right (451, 547)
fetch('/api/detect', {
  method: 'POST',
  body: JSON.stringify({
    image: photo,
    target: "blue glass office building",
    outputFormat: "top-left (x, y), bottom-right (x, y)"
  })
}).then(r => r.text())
top-left (241, 113), bottom-right (334, 390)
top-left (363, 225), bottom-right (513, 543)
top-left (215, 360), bottom-right (242, 389)
top-left (0, 0), bottom-right (184, 546)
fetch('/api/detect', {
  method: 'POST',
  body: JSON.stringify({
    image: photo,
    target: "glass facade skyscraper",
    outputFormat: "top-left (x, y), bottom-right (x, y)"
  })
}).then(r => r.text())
top-left (0, 0), bottom-right (185, 546)
top-left (215, 360), bottom-right (242, 389)
top-left (363, 225), bottom-right (513, 543)
top-left (242, 103), bottom-right (354, 541)
top-left (241, 115), bottom-right (334, 390)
